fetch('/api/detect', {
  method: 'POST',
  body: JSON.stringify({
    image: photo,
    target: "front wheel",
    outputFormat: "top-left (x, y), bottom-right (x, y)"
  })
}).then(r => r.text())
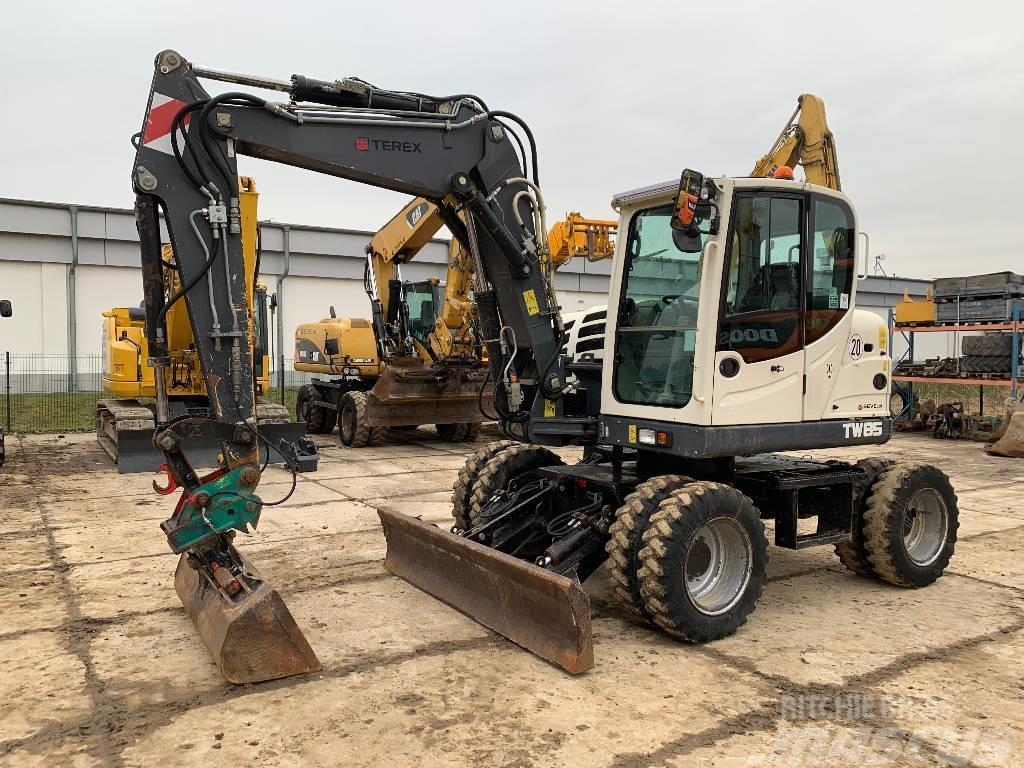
top-left (637, 482), bottom-right (768, 643)
top-left (339, 391), bottom-right (385, 447)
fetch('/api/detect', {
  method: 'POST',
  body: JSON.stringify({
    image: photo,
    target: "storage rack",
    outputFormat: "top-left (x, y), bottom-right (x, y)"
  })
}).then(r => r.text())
top-left (889, 307), bottom-right (1021, 421)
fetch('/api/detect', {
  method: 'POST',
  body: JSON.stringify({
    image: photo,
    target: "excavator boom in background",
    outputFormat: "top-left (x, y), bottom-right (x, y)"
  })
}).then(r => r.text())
top-left (751, 93), bottom-right (841, 189)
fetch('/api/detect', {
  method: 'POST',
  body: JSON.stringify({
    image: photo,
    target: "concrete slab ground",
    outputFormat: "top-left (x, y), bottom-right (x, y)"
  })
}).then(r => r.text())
top-left (0, 429), bottom-right (1022, 767)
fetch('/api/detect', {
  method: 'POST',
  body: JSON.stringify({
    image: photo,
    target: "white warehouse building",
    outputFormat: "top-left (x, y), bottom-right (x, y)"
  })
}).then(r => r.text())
top-left (0, 195), bottom-right (943, 378)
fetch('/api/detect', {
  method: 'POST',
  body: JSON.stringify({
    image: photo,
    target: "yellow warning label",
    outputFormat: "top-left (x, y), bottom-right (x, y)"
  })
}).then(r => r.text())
top-left (543, 399), bottom-right (555, 417)
top-left (883, 358), bottom-right (889, 372)
top-left (879, 326), bottom-right (887, 351)
top-left (628, 424), bottom-right (638, 444)
top-left (523, 289), bottom-right (540, 316)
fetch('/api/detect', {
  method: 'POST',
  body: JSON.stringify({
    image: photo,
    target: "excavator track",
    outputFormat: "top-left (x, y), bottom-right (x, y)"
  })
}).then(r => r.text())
top-left (97, 398), bottom-right (309, 473)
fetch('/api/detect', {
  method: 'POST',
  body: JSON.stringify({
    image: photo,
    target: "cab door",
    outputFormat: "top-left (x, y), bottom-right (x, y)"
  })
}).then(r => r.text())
top-left (802, 194), bottom-right (858, 420)
top-left (711, 193), bottom-right (806, 425)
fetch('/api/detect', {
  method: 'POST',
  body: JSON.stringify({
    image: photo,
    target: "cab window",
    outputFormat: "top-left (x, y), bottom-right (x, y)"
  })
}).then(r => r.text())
top-left (806, 197), bottom-right (855, 343)
top-left (613, 204), bottom-right (705, 407)
top-left (718, 195), bottom-right (803, 363)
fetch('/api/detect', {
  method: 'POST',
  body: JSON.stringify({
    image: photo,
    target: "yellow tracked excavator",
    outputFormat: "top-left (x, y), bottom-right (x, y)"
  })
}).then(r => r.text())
top-left (97, 178), bottom-right (314, 472)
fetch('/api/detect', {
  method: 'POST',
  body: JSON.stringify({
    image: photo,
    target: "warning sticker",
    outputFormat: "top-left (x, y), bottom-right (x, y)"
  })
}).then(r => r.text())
top-left (828, 287), bottom-right (839, 309)
top-left (543, 399), bottom-right (555, 417)
top-left (523, 289), bottom-right (540, 316)
top-left (878, 326), bottom-right (887, 351)
top-left (628, 424), bottom-right (638, 444)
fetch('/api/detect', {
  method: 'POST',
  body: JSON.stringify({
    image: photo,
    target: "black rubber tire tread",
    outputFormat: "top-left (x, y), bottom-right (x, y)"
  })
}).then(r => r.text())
top-left (605, 474), bottom-right (694, 619)
top-left (863, 462), bottom-right (959, 588)
top-left (436, 422), bottom-right (482, 442)
top-left (339, 391), bottom-right (385, 447)
top-left (450, 440), bottom-right (519, 530)
top-left (464, 444), bottom-right (565, 527)
top-left (960, 355), bottom-right (1010, 373)
top-left (962, 333), bottom-right (1013, 357)
top-left (297, 384), bottom-right (333, 434)
top-left (435, 423), bottom-right (459, 441)
top-left (637, 482), bottom-right (768, 643)
top-left (834, 458), bottom-right (894, 577)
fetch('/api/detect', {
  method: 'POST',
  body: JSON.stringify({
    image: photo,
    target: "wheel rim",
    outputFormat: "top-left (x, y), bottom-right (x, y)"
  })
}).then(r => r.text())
top-left (341, 404), bottom-right (355, 440)
top-left (902, 488), bottom-right (948, 566)
top-left (684, 517), bottom-right (753, 616)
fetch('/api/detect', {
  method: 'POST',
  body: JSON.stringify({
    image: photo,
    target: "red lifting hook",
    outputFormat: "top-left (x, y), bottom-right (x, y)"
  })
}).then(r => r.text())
top-left (153, 464), bottom-right (179, 495)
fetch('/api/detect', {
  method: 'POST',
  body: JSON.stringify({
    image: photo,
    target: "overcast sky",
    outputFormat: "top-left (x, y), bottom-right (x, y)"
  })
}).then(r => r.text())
top-left (2, 1), bottom-right (1021, 279)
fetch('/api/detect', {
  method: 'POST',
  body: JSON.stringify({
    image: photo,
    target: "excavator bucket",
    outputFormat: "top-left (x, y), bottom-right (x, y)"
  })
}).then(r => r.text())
top-left (378, 508), bottom-right (594, 674)
top-left (173, 549), bottom-right (321, 684)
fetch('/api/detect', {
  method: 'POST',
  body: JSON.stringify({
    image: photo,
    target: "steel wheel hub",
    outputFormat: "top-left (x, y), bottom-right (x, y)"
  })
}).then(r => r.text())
top-left (684, 517), bottom-right (753, 615)
top-left (903, 488), bottom-right (948, 566)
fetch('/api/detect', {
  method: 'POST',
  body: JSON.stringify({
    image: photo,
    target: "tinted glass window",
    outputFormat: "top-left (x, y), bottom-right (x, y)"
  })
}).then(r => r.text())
top-left (613, 205), bottom-right (704, 407)
top-left (806, 197), bottom-right (855, 343)
top-left (718, 195), bottom-right (803, 363)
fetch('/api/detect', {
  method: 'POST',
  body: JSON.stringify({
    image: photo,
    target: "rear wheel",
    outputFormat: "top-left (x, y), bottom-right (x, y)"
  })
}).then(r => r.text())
top-left (834, 458), bottom-right (894, 577)
top-left (863, 463), bottom-right (958, 587)
top-left (606, 474), bottom-right (694, 618)
top-left (637, 482), bottom-right (767, 642)
top-left (339, 391), bottom-right (385, 447)
top-left (296, 384), bottom-right (333, 434)
top-left (459, 444), bottom-right (564, 529)
top-left (436, 423), bottom-right (481, 442)
top-left (451, 440), bottom-right (519, 531)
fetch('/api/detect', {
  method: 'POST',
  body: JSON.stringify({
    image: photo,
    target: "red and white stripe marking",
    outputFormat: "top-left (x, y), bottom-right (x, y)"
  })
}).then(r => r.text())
top-left (141, 92), bottom-right (191, 156)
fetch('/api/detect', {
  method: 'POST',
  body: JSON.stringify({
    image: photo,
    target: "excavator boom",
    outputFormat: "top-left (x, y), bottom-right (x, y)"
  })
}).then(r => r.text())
top-left (132, 51), bottom-right (580, 679)
top-left (751, 93), bottom-right (841, 190)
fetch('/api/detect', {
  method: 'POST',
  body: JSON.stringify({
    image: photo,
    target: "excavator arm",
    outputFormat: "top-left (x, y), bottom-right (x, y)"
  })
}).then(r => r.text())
top-left (132, 51), bottom-right (577, 681)
top-left (751, 93), bottom-right (841, 190)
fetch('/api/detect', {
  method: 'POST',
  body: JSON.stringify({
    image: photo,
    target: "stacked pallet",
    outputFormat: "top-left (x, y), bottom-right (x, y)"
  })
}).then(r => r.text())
top-left (934, 271), bottom-right (1024, 323)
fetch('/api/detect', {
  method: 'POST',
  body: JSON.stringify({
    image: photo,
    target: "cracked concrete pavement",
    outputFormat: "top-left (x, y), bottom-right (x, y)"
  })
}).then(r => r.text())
top-left (1, 429), bottom-right (1022, 767)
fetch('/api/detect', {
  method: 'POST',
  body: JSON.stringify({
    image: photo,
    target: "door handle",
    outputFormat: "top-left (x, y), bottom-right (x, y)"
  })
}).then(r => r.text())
top-left (771, 365), bottom-right (785, 373)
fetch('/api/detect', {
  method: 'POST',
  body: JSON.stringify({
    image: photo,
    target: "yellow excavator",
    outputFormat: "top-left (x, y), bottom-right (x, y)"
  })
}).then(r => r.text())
top-left (751, 93), bottom-right (840, 189)
top-left (98, 178), bottom-right (315, 472)
top-left (294, 202), bottom-right (616, 445)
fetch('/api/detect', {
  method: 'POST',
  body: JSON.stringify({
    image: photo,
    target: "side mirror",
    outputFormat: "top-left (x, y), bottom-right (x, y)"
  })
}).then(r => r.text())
top-left (0, 300), bottom-right (11, 318)
top-left (324, 337), bottom-right (340, 357)
top-left (269, 293), bottom-right (278, 311)
top-left (329, 305), bottom-right (337, 319)
top-left (670, 169), bottom-right (719, 253)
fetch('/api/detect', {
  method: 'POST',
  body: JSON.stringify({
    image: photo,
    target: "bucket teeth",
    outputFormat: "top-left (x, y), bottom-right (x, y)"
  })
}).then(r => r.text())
top-left (378, 508), bottom-right (594, 674)
top-left (174, 549), bottom-right (321, 684)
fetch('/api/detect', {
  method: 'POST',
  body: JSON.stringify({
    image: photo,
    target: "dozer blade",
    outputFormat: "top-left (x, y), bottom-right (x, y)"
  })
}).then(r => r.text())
top-left (174, 550), bottom-right (321, 684)
top-left (378, 508), bottom-right (594, 674)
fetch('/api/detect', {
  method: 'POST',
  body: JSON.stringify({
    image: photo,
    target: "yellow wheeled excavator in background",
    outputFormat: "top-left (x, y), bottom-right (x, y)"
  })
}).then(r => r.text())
top-left (294, 201), bottom-right (616, 446)
top-left (751, 92), bottom-right (840, 189)
top-left (294, 198), bottom-right (491, 446)
top-left (98, 178), bottom-right (316, 472)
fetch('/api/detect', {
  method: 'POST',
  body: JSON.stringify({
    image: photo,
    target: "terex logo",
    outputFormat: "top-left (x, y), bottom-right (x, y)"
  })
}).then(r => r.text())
top-left (843, 421), bottom-right (884, 439)
top-left (354, 137), bottom-right (422, 153)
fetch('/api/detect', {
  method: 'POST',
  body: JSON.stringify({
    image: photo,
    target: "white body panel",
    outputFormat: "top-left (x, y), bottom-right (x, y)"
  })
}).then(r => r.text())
top-left (591, 176), bottom-right (888, 428)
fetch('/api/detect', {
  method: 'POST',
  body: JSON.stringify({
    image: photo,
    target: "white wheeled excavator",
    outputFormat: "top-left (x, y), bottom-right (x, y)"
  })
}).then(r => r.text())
top-left (130, 52), bottom-right (957, 682)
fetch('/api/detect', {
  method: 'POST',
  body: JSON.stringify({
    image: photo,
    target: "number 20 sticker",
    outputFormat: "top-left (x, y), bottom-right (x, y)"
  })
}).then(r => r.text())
top-left (848, 334), bottom-right (863, 360)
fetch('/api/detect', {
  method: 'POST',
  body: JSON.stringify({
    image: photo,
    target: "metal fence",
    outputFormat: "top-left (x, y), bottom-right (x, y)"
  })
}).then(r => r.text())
top-left (2, 352), bottom-right (319, 433)
top-left (5, 351), bottom-right (1014, 434)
